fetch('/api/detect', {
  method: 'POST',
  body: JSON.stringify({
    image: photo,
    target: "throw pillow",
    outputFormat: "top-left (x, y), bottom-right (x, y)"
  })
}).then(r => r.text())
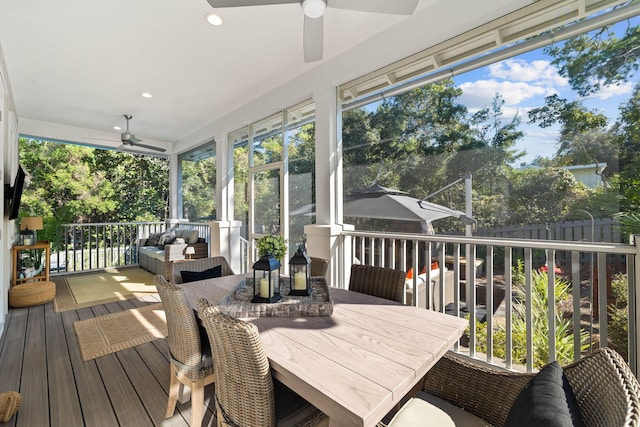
top-left (180, 266), bottom-right (222, 283)
top-left (145, 232), bottom-right (162, 247)
top-left (157, 230), bottom-right (177, 249)
top-left (173, 237), bottom-right (185, 245)
top-left (183, 230), bottom-right (199, 244)
top-left (505, 361), bottom-right (584, 427)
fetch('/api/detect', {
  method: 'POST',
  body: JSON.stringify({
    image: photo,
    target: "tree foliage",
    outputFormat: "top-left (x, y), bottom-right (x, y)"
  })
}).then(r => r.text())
top-left (19, 137), bottom-right (169, 246)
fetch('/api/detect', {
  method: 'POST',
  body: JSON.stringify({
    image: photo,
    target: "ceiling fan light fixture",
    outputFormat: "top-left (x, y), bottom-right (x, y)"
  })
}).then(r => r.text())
top-left (301, 0), bottom-right (326, 19)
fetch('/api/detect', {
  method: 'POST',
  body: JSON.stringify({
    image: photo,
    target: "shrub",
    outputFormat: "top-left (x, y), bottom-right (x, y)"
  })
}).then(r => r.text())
top-left (608, 273), bottom-right (629, 360)
top-left (474, 260), bottom-right (589, 368)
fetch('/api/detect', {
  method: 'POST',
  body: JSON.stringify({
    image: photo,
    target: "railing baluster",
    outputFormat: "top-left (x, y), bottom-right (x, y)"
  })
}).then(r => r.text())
top-left (524, 247), bottom-right (533, 372)
top-left (505, 246), bottom-right (513, 369)
top-left (571, 250), bottom-right (582, 360)
top-left (597, 252), bottom-right (608, 349)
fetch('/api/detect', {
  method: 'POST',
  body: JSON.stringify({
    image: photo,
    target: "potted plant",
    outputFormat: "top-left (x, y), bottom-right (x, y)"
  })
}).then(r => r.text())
top-left (257, 234), bottom-right (288, 260)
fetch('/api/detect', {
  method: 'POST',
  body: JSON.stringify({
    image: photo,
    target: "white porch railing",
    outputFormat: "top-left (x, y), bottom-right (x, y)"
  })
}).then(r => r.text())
top-left (51, 221), bottom-right (211, 273)
top-left (341, 230), bottom-right (639, 375)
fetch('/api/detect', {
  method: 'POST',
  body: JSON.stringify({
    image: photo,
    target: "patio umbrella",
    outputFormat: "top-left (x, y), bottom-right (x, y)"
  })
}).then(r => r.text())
top-left (344, 185), bottom-right (472, 223)
top-left (290, 184), bottom-right (474, 231)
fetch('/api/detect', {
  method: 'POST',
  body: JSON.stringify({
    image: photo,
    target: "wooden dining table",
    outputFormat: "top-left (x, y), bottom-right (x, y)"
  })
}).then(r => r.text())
top-left (181, 274), bottom-right (467, 427)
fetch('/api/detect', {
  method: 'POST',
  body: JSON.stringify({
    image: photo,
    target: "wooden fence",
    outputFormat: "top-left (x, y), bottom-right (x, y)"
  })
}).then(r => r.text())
top-left (475, 218), bottom-right (622, 243)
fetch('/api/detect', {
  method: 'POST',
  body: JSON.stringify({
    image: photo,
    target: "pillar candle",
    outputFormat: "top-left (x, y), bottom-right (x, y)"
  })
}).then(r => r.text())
top-left (260, 278), bottom-right (271, 298)
top-left (294, 272), bottom-right (307, 290)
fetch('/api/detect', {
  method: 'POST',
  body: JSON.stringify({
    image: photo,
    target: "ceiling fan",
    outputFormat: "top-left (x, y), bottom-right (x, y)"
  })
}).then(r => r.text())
top-left (119, 114), bottom-right (166, 153)
top-left (207, 0), bottom-right (419, 62)
top-left (83, 114), bottom-right (167, 153)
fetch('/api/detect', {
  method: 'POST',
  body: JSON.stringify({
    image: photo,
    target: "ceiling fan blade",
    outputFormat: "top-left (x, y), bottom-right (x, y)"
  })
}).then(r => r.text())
top-left (207, 0), bottom-right (297, 7)
top-left (303, 15), bottom-right (323, 63)
top-left (328, 0), bottom-right (418, 15)
top-left (130, 142), bottom-right (167, 153)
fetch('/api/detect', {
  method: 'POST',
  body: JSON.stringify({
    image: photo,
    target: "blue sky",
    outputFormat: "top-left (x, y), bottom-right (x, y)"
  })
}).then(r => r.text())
top-left (452, 20), bottom-right (638, 165)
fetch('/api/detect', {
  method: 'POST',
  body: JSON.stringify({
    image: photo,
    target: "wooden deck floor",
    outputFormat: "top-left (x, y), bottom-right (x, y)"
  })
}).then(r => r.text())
top-left (0, 291), bottom-right (217, 427)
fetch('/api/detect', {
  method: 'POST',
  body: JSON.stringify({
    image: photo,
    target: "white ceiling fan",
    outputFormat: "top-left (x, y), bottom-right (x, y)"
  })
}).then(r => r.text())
top-left (207, 0), bottom-right (419, 62)
top-left (84, 114), bottom-right (167, 153)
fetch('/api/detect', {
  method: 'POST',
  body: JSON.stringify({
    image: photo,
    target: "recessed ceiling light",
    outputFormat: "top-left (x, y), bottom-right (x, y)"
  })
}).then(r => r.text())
top-left (140, 92), bottom-right (153, 98)
top-left (205, 13), bottom-right (223, 26)
top-left (113, 126), bottom-right (122, 130)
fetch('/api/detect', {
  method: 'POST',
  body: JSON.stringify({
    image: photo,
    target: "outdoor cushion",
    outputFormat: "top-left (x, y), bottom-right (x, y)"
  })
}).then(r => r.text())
top-left (140, 246), bottom-right (166, 261)
top-left (388, 391), bottom-right (488, 426)
top-left (146, 232), bottom-right (162, 247)
top-left (184, 230), bottom-right (199, 244)
top-left (157, 230), bottom-right (176, 249)
top-left (505, 361), bottom-right (584, 427)
top-left (180, 265), bottom-right (222, 283)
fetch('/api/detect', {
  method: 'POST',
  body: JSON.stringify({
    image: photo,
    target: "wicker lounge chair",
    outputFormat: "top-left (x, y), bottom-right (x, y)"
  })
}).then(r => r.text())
top-left (170, 256), bottom-right (235, 285)
top-left (348, 264), bottom-right (407, 303)
top-left (386, 348), bottom-right (640, 426)
top-left (155, 275), bottom-right (215, 427)
top-left (197, 299), bottom-right (329, 427)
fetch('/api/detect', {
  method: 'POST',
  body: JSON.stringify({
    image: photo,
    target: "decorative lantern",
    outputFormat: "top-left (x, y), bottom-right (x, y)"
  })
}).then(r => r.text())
top-left (19, 217), bottom-right (43, 246)
top-left (251, 254), bottom-right (282, 303)
top-left (289, 244), bottom-right (312, 296)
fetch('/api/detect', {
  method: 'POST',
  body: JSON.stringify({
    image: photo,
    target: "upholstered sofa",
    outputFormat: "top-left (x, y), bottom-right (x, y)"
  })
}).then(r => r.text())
top-left (138, 228), bottom-right (208, 279)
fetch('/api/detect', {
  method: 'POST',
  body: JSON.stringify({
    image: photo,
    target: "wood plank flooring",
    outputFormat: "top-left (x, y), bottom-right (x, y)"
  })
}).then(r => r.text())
top-left (0, 290), bottom-right (217, 427)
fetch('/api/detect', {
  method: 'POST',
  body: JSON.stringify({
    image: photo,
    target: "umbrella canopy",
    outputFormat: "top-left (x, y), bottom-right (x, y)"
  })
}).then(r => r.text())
top-left (290, 184), bottom-right (474, 226)
top-left (344, 193), bottom-right (468, 223)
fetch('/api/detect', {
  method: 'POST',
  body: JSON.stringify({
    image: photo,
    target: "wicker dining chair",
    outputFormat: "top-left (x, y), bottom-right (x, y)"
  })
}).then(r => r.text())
top-left (309, 257), bottom-right (329, 278)
top-left (154, 275), bottom-right (215, 427)
top-left (197, 299), bottom-right (329, 427)
top-left (170, 256), bottom-right (235, 285)
top-left (348, 264), bottom-right (407, 303)
top-left (386, 347), bottom-right (640, 427)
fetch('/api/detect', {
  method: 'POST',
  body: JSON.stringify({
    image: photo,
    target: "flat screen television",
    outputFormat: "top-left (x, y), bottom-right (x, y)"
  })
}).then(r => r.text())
top-left (5, 164), bottom-right (25, 220)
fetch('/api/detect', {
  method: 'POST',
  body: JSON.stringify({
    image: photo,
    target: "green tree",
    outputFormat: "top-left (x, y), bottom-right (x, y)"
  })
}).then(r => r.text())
top-left (545, 22), bottom-right (640, 97)
top-left (181, 156), bottom-right (216, 221)
top-left (528, 94), bottom-right (610, 166)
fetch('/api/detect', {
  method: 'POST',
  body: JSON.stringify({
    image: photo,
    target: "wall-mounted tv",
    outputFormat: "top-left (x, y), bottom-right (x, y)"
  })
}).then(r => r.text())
top-left (5, 164), bottom-right (25, 220)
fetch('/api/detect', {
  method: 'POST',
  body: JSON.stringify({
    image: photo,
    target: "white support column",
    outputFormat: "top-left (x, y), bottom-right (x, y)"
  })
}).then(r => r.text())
top-left (209, 220), bottom-right (242, 272)
top-left (217, 133), bottom-right (231, 222)
top-left (304, 224), bottom-right (352, 288)
top-left (306, 87), bottom-right (347, 285)
top-left (169, 153), bottom-right (180, 220)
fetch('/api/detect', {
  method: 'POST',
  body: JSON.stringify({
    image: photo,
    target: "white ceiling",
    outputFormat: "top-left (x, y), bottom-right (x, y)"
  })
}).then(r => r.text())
top-left (0, 0), bottom-right (533, 153)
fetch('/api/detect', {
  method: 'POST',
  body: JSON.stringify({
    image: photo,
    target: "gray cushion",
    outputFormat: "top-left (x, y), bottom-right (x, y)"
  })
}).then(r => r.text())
top-left (388, 391), bottom-right (489, 426)
top-left (157, 230), bottom-right (176, 249)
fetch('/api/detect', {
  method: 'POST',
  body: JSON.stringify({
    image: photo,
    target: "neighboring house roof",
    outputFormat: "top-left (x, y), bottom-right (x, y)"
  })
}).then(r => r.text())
top-left (517, 163), bottom-right (607, 189)
top-left (562, 163), bottom-right (607, 189)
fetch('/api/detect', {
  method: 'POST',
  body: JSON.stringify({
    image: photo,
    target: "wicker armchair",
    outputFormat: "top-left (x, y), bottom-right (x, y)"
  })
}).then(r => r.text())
top-left (197, 299), bottom-right (329, 427)
top-left (310, 257), bottom-right (329, 278)
top-left (154, 275), bottom-right (215, 427)
top-left (348, 264), bottom-right (407, 303)
top-left (388, 348), bottom-right (640, 427)
top-left (170, 256), bottom-right (235, 285)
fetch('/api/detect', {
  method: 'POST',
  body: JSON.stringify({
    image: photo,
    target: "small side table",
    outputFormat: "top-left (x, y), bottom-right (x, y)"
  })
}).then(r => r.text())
top-left (11, 241), bottom-right (50, 288)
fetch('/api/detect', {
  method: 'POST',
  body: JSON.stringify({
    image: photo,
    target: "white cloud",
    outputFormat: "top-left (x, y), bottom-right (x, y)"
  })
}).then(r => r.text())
top-left (488, 59), bottom-right (568, 87)
top-left (587, 81), bottom-right (634, 100)
top-left (458, 79), bottom-right (555, 108)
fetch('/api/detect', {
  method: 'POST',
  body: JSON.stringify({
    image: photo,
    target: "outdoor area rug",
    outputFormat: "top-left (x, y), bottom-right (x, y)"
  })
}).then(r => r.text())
top-left (73, 303), bottom-right (167, 361)
top-left (53, 267), bottom-right (158, 312)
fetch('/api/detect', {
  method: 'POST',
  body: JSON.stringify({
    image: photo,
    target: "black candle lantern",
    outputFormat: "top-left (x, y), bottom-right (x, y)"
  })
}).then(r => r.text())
top-left (289, 244), bottom-right (312, 296)
top-left (251, 254), bottom-right (282, 303)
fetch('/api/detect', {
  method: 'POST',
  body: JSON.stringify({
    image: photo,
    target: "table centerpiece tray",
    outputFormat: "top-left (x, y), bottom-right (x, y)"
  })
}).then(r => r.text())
top-left (217, 277), bottom-right (333, 317)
